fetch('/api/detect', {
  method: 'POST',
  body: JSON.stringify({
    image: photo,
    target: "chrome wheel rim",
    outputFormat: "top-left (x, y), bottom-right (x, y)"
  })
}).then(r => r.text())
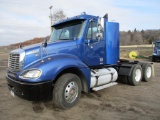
top-left (64, 81), bottom-right (78, 103)
top-left (135, 69), bottom-right (142, 82)
top-left (146, 67), bottom-right (152, 78)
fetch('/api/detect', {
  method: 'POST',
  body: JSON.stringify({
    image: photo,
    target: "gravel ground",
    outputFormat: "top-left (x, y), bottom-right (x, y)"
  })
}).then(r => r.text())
top-left (0, 52), bottom-right (160, 120)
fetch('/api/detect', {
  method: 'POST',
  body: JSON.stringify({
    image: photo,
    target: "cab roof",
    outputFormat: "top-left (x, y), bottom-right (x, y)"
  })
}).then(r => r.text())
top-left (52, 14), bottom-right (97, 27)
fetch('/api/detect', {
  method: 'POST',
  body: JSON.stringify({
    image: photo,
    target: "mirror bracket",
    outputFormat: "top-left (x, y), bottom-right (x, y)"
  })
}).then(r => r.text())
top-left (42, 39), bottom-right (48, 48)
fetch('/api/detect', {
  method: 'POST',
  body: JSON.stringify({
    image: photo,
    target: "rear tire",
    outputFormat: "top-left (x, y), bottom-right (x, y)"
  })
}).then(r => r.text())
top-left (142, 63), bottom-right (152, 82)
top-left (128, 65), bottom-right (142, 86)
top-left (53, 73), bottom-right (82, 109)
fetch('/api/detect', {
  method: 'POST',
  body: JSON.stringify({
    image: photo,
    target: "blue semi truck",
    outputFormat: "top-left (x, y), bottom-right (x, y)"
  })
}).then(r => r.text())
top-left (152, 40), bottom-right (160, 62)
top-left (6, 13), bottom-right (153, 109)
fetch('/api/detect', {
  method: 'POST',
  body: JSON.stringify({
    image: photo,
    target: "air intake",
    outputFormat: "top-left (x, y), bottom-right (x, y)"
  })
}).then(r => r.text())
top-left (8, 53), bottom-right (21, 72)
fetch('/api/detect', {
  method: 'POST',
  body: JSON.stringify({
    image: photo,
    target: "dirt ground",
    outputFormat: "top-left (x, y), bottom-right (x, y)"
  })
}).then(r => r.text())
top-left (0, 48), bottom-right (160, 120)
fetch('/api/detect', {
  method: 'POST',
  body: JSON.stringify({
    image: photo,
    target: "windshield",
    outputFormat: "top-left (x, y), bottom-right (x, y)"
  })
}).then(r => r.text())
top-left (49, 19), bottom-right (85, 42)
top-left (155, 42), bottom-right (160, 47)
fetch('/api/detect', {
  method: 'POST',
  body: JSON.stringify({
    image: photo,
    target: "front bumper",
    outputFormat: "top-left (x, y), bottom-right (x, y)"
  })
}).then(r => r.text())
top-left (6, 75), bottom-right (53, 101)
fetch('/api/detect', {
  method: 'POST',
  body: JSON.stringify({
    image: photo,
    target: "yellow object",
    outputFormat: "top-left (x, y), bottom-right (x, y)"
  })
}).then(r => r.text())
top-left (129, 51), bottom-right (138, 59)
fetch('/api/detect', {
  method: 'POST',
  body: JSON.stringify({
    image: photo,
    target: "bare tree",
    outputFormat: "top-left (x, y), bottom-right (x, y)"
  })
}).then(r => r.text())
top-left (52, 10), bottom-right (66, 23)
top-left (120, 32), bottom-right (131, 45)
top-left (120, 29), bottom-right (160, 45)
top-left (132, 32), bottom-right (143, 45)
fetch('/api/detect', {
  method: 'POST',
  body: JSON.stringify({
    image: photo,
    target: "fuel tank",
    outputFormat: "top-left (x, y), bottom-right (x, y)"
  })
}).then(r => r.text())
top-left (90, 68), bottom-right (118, 88)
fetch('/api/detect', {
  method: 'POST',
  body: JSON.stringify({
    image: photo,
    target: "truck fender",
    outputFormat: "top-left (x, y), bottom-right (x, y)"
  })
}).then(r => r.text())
top-left (21, 54), bottom-right (91, 92)
top-left (118, 64), bottom-right (137, 76)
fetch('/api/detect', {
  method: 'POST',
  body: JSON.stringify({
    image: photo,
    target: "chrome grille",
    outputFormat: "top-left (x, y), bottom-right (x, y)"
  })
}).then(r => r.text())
top-left (8, 53), bottom-right (20, 71)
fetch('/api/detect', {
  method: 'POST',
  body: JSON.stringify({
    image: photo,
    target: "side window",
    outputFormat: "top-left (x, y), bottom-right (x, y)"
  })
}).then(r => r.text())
top-left (87, 22), bottom-right (98, 40)
top-left (156, 43), bottom-right (160, 47)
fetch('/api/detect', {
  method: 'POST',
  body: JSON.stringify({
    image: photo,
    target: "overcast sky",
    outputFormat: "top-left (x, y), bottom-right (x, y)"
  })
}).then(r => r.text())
top-left (0, 0), bottom-right (160, 46)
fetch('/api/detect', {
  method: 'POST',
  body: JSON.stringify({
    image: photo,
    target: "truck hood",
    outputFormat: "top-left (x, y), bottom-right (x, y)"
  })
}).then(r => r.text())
top-left (23, 40), bottom-right (77, 54)
top-left (21, 40), bottom-right (78, 68)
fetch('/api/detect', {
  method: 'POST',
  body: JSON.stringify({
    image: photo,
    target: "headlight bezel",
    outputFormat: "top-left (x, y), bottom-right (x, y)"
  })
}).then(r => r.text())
top-left (19, 69), bottom-right (42, 79)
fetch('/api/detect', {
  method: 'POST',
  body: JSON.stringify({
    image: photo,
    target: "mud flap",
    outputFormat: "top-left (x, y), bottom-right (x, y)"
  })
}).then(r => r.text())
top-left (10, 90), bottom-right (15, 97)
top-left (151, 64), bottom-right (155, 77)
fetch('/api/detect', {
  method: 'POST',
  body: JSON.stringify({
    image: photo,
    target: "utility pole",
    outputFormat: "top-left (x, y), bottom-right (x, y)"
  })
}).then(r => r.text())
top-left (49, 6), bottom-right (53, 34)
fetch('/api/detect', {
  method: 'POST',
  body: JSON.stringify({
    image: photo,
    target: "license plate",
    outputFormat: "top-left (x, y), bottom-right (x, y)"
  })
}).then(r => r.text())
top-left (10, 90), bottom-right (15, 97)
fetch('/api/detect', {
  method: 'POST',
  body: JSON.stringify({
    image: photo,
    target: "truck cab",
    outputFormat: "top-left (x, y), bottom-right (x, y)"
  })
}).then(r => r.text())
top-left (6, 13), bottom-right (153, 109)
top-left (152, 40), bottom-right (160, 62)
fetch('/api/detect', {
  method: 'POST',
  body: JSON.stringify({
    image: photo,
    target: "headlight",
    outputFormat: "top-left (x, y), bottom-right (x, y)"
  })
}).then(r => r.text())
top-left (20, 69), bottom-right (42, 79)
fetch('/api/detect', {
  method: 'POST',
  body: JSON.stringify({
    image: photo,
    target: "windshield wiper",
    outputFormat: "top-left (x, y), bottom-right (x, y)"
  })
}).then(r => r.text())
top-left (59, 38), bottom-right (70, 40)
top-left (59, 37), bottom-right (77, 40)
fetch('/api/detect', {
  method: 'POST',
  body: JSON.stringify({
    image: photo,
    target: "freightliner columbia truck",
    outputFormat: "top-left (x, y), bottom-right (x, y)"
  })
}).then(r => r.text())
top-left (6, 13), bottom-right (153, 109)
top-left (152, 40), bottom-right (160, 62)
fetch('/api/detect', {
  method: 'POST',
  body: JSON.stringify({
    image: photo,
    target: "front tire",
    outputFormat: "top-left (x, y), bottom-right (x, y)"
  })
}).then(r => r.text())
top-left (53, 73), bottom-right (82, 109)
top-left (128, 65), bottom-right (142, 86)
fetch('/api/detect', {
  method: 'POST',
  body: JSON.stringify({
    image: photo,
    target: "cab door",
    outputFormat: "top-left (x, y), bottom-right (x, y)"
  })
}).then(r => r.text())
top-left (84, 20), bottom-right (105, 66)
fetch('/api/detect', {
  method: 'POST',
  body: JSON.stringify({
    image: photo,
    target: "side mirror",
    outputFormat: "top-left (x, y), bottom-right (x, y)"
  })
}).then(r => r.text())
top-left (97, 17), bottom-right (104, 32)
top-left (96, 33), bottom-right (102, 41)
top-left (43, 39), bottom-right (48, 48)
top-left (97, 17), bottom-right (104, 41)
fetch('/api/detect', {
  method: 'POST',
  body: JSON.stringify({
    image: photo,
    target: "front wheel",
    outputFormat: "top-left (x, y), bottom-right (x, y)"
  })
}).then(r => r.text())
top-left (53, 73), bottom-right (82, 109)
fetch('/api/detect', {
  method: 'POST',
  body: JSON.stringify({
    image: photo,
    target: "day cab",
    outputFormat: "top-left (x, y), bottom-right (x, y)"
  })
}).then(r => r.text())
top-left (6, 13), bottom-right (153, 109)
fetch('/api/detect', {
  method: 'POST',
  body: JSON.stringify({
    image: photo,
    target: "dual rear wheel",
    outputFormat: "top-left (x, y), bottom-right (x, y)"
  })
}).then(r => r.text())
top-left (127, 63), bottom-right (152, 86)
